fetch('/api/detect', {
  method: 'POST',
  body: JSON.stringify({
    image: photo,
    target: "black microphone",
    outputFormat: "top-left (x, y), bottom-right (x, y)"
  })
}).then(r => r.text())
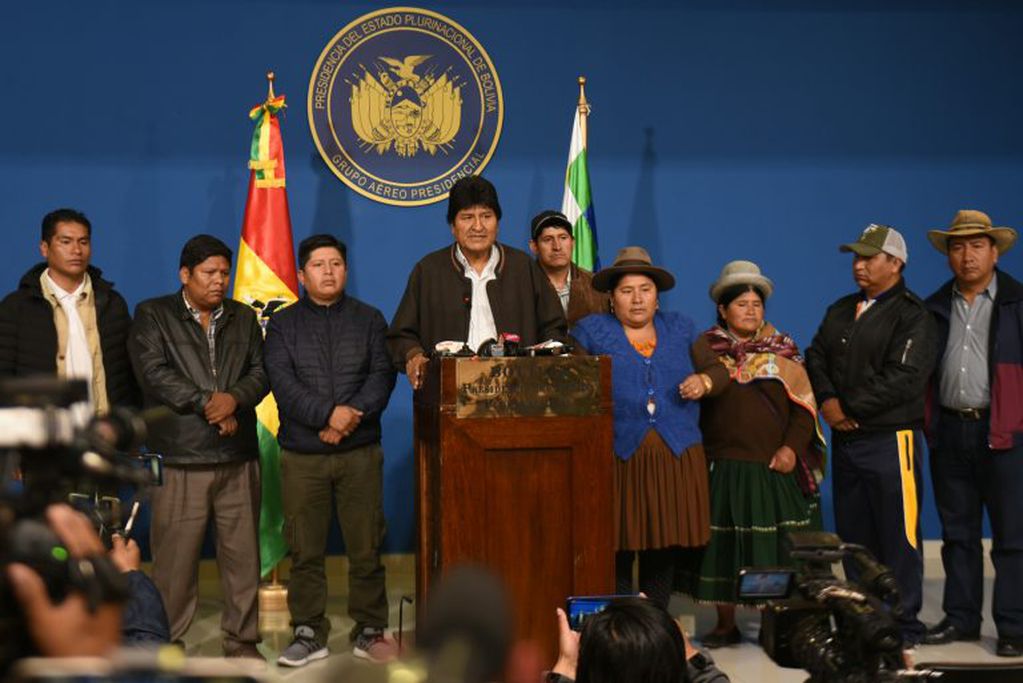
top-left (477, 339), bottom-right (499, 357)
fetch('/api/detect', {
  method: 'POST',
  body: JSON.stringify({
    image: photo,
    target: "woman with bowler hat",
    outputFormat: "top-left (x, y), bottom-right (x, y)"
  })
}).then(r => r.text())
top-left (571, 247), bottom-right (725, 609)
top-left (680, 260), bottom-right (823, 648)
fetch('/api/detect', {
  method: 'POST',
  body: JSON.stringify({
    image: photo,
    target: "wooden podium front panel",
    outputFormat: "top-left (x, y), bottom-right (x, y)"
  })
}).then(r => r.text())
top-left (483, 445), bottom-right (574, 653)
top-left (415, 357), bottom-right (613, 658)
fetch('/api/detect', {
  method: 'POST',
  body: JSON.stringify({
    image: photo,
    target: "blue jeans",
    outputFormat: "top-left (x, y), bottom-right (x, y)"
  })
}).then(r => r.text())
top-left (932, 415), bottom-right (1023, 639)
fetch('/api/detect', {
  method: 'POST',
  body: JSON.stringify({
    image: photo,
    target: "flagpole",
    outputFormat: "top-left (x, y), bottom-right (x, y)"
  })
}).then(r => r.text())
top-left (565, 75), bottom-right (598, 270)
top-left (252, 68), bottom-right (291, 626)
top-left (577, 76), bottom-right (590, 148)
top-left (265, 68), bottom-right (280, 597)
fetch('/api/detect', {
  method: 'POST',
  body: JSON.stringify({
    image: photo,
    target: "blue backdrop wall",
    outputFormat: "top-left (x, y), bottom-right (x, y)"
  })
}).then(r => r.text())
top-left (4, 1), bottom-right (1022, 552)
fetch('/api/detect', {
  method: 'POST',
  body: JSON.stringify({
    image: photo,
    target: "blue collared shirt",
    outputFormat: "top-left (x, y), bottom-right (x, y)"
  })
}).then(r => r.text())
top-left (939, 277), bottom-right (997, 409)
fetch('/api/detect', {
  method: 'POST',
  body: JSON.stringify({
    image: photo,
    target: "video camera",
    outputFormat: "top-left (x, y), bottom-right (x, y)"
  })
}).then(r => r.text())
top-left (738, 531), bottom-right (935, 683)
top-left (0, 377), bottom-right (158, 676)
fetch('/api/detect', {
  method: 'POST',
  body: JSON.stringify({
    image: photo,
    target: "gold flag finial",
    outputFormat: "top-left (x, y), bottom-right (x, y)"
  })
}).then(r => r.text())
top-left (267, 71), bottom-right (276, 100)
top-left (577, 76), bottom-right (590, 147)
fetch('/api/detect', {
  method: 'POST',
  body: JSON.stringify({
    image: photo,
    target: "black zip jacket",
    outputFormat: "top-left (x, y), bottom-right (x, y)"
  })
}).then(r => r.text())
top-left (128, 292), bottom-right (268, 465)
top-left (263, 294), bottom-right (396, 454)
top-left (806, 278), bottom-right (937, 432)
top-left (0, 263), bottom-right (139, 409)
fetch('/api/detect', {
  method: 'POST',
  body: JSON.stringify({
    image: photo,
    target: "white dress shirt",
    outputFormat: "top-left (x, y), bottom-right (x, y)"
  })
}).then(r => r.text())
top-left (455, 245), bottom-right (499, 352)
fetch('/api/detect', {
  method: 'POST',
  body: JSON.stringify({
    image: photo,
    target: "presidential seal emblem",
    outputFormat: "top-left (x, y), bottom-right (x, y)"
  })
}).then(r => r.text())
top-left (308, 7), bottom-right (503, 206)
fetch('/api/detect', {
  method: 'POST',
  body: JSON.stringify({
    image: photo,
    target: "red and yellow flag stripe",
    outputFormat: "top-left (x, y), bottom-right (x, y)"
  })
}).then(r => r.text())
top-left (233, 84), bottom-right (298, 577)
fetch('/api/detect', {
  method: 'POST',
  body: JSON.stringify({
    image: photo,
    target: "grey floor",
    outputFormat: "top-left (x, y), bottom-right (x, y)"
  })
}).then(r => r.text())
top-left (176, 547), bottom-right (1021, 682)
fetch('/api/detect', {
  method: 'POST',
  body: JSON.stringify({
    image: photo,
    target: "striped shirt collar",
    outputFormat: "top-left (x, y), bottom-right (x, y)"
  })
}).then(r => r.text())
top-left (181, 289), bottom-right (224, 323)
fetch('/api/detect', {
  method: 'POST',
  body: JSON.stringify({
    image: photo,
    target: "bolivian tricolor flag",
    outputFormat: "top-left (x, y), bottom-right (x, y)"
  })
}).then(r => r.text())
top-left (232, 83), bottom-right (298, 577)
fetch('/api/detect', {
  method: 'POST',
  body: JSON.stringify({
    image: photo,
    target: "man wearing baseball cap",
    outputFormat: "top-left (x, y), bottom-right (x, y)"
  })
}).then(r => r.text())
top-left (921, 210), bottom-right (1023, 657)
top-left (806, 223), bottom-right (937, 646)
top-left (527, 210), bottom-right (608, 326)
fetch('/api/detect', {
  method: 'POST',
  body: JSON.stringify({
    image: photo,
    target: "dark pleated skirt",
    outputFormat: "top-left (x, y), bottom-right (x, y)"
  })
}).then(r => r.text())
top-left (678, 458), bottom-right (820, 603)
top-left (615, 430), bottom-right (711, 552)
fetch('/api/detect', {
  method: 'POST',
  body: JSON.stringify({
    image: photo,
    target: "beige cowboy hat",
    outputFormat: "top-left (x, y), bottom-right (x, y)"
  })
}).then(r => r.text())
top-left (927, 209), bottom-right (1017, 255)
top-left (708, 260), bottom-right (774, 303)
top-left (591, 246), bottom-right (675, 292)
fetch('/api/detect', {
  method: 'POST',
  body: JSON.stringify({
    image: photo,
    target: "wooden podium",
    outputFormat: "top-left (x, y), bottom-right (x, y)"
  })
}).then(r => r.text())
top-left (414, 355), bottom-right (614, 656)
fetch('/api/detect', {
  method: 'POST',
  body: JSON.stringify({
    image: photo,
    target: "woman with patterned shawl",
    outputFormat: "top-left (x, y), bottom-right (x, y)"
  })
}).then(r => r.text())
top-left (682, 260), bottom-right (825, 648)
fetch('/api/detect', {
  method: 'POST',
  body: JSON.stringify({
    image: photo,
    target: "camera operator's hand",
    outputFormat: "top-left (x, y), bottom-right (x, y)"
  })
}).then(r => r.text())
top-left (216, 414), bottom-right (238, 437)
top-left (109, 534), bottom-right (141, 573)
top-left (552, 608), bottom-right (580, 679)
top-left (204, 391), bottom-right (238, 424)
top-left (6, 504), bottom-right (122, 657)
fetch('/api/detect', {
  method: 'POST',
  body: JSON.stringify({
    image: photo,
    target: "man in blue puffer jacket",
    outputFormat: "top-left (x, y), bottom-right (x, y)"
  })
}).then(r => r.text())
top-left (263, 234), bottom-right (397, 666)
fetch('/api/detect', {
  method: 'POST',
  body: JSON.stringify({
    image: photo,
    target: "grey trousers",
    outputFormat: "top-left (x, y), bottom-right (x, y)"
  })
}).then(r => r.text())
top-left (150, 459), bottom-right (261, 645)
top-left (281, 444), bottom-right (388, 644)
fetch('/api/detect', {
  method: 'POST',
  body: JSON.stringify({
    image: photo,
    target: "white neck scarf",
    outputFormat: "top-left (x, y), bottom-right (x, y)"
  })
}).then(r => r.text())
top-left (46, 270), bottom-right (93, 422)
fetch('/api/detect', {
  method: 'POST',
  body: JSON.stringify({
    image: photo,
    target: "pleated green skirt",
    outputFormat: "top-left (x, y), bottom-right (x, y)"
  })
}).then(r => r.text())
top-left (677, 458), bottom-right (820, 603)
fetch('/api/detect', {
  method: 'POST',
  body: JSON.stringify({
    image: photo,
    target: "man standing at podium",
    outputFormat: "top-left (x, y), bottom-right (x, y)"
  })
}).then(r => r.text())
top-left (528, 209), bottom-right (609, 327)
top-left (388, 176), bottom-right (567, 388)
top-left (264, 234), bottom-right (398, 666)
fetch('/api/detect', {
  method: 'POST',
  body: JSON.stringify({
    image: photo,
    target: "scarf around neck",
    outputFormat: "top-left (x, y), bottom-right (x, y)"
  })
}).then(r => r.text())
top-left (703, 322), bottom-right (826, 497)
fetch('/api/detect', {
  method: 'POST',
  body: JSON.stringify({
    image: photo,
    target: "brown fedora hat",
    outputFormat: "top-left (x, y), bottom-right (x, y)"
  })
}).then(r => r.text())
top-left (591, 246), bottom-right (676, 293)
top-left (927, 209), bottom-right (1017, 255)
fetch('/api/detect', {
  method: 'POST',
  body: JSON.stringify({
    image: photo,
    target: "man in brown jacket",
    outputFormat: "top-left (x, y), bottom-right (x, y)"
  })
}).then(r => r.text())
top-left (387, 176), bottom-right (567, 389)
top-left (528, 210), bottom-right (609, 326)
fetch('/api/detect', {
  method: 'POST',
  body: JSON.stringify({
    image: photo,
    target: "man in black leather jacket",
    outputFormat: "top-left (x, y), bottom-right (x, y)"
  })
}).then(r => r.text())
top-left (806, 224), bottom-right (937, 646)
top-left (128, 234), bottom-right (268, 659)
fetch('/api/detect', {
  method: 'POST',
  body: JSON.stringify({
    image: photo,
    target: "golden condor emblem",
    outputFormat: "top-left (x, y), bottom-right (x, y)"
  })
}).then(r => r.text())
top-left (349, 54), bottom-right (462, 158)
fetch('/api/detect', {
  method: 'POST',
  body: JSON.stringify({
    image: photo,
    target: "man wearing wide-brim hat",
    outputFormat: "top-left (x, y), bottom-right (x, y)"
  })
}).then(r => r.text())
top-left (921, 209), bottom-right (1023, 657)
top-left (805, 223), bottom-right (938, 647)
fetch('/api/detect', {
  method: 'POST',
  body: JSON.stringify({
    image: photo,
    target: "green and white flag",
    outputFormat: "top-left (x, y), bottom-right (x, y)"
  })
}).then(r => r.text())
top-left (561, 97), bottom-right (600, 271)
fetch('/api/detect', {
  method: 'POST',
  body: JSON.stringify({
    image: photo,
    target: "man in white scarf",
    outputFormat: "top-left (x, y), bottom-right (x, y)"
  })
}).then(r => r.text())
top-left (0, 208), bottom-right (138, 423)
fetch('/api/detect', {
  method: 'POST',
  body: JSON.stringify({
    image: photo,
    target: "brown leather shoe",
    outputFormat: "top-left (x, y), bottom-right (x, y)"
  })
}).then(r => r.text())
top-left (223, 642), bottom-right (265, 660)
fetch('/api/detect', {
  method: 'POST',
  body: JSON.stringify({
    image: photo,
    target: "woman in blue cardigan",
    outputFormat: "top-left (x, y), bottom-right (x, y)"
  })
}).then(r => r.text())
top-left (571, 247), bottom-right (727, 608)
